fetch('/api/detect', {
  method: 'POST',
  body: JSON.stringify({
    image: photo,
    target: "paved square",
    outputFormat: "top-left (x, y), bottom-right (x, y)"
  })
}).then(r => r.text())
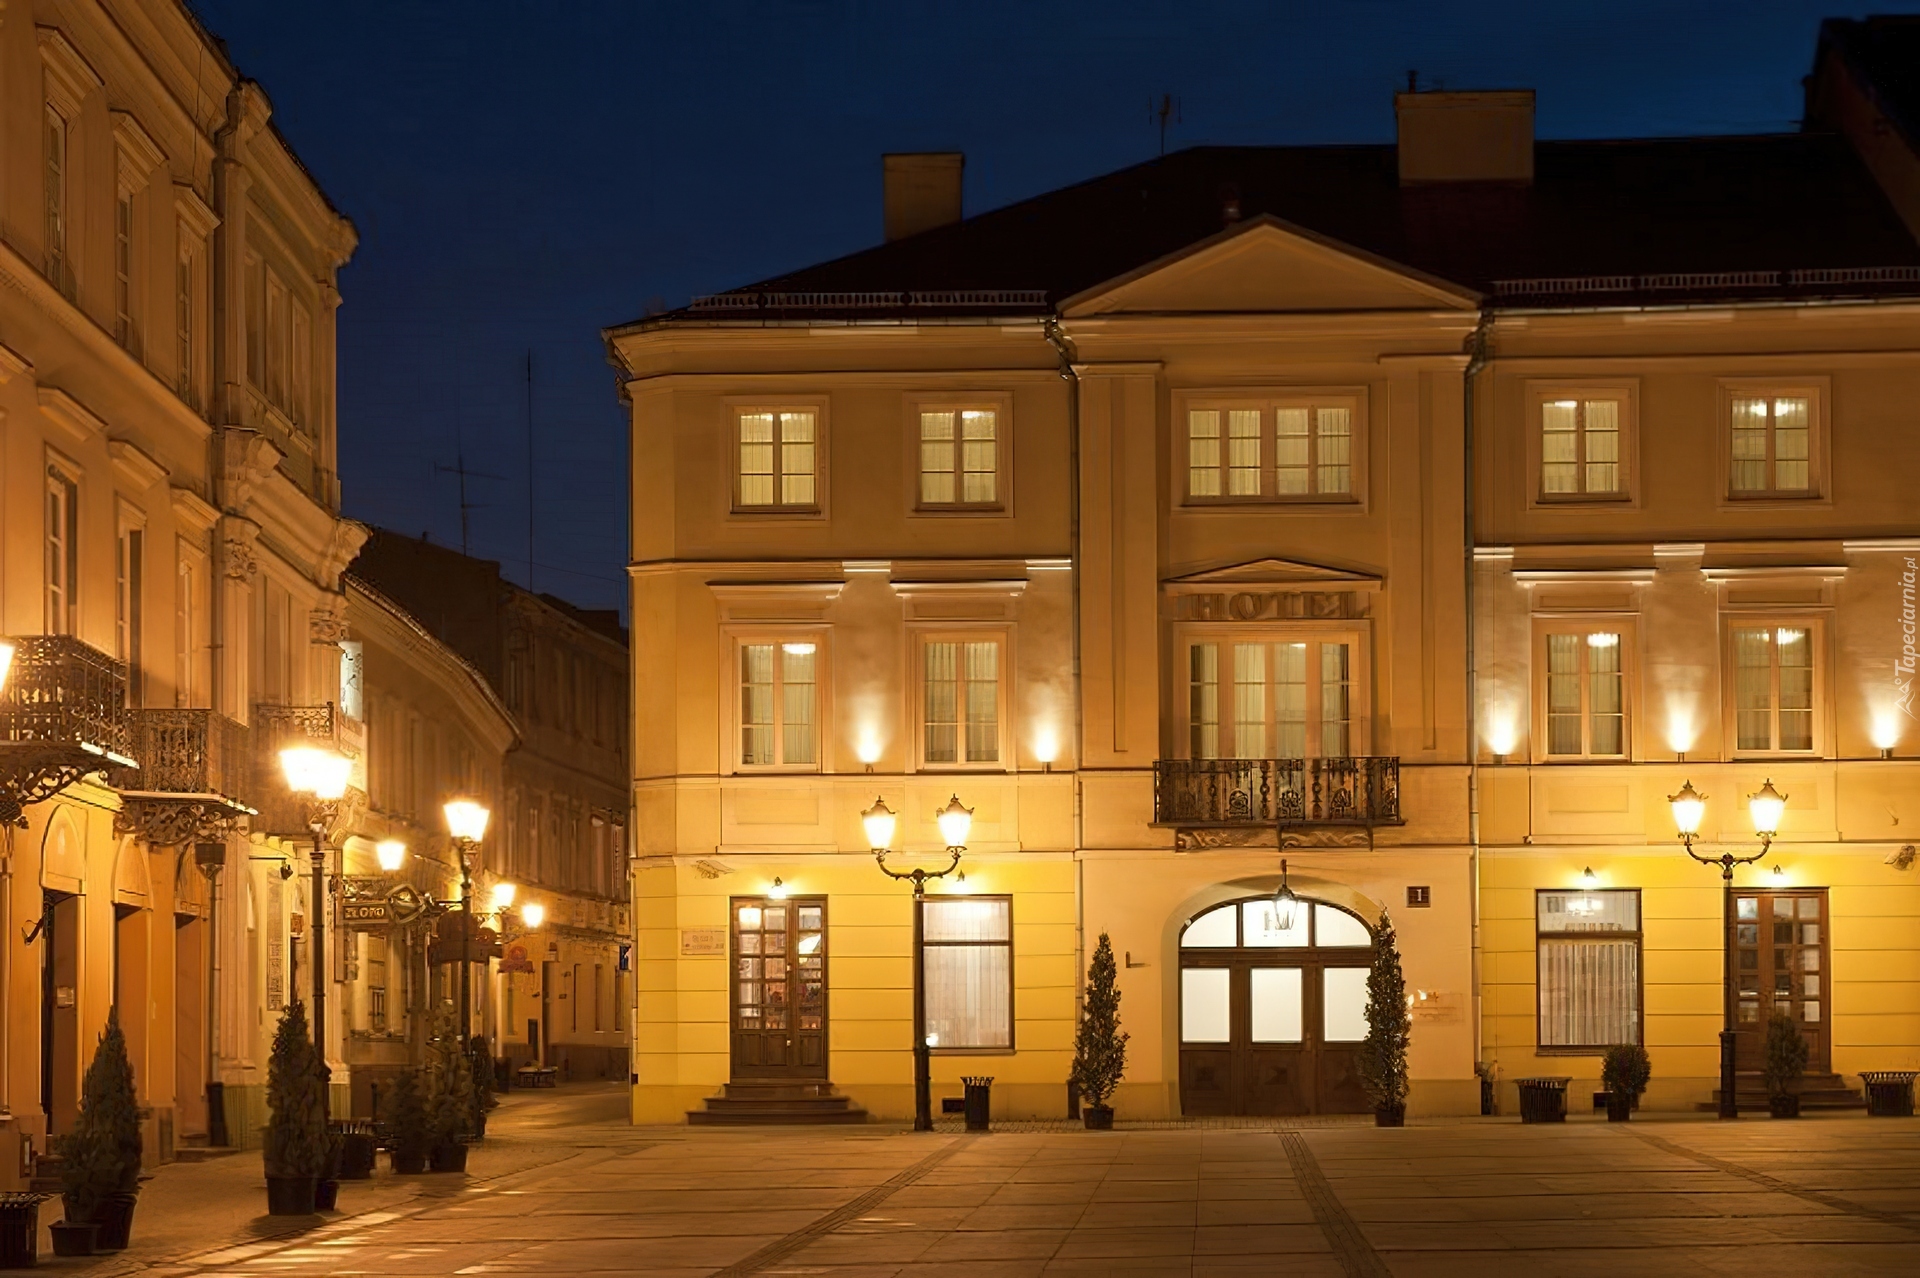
top-left (73, 1088), bottom-right (1920, 1277)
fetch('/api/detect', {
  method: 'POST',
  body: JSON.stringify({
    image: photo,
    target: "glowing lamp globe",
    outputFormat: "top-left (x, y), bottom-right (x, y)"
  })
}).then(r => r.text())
top-left (861, 796), bottom-right (897, 853)
top-left (936, 794), bottom-right (974, 850)
top-left (491, 880), bottom-right (517, 911)
top-left (1748, 780), bottom-right (1787, 837)
top-left (520, 901), bottom-right (545, 930)
top-left (280, 746), bottom-right (351, 800)
top-left (375, 840), bottom-right (407, 873)
top-left (443, 798), bottom-right (490, 843)
top-left (1668, 781), bottom-right (1706, 838)
top-left (0, 638), bottom-right (14, 695)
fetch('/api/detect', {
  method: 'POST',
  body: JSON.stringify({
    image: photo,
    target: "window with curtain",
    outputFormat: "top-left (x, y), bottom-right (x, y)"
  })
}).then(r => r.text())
top-left (1540, 397), bottom-right (1623, 497)
top-left (45, 105), bottom-right (68, 290)
top-left (1187, 637), bottom-right (1351, 759)
top-left (1537, 888), bottom-right (1641, 1049)
top-left (45, 462), bottom-right (78, 636)
top-left (736, 409), bottom-right (818, 509)
top-left (1542, 630), bottom-right (1626, 758)
top-left (924, 638), bottom-right (1000, 764)
top-left (1186, 400), bottom-right (1356, 501)
top-left (1732, 625), bottom-right (1814, 753)
top-left (114, 190), bottom-right (136, 350)
top-left (1730, 395), bottom-right (1812, 495)
top-left (739, 639), bottom-right (818, 768)
top-left (924, 896), bottom-right (1012, 1050)
top-left (116, 521), bottom-right (144, 707)
top-left (919, 407), bottom-right (1000, 506)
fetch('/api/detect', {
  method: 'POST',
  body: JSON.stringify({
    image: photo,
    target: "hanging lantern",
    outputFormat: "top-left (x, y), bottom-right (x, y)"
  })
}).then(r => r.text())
top-left (1271, 859), bottom-right (1299, 934)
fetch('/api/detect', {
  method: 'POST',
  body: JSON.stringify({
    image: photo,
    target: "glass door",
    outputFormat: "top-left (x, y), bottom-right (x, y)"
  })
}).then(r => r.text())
top-left (731, 896), bottom-right (828, 1080)
top-left (1733, 889), bottom-right (1827, 1074)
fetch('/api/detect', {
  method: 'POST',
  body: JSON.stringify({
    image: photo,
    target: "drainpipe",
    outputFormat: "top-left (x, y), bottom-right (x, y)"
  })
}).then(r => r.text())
top-left (1462, 312), bottom-right (1492, 1081)
top-left (1043, 316), bottom-right (1085, 1096)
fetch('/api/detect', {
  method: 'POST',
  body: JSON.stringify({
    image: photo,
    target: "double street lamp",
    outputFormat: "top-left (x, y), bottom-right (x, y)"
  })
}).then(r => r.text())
top-left (1668, 777), bottom-right (1786, 1120)
top-left (865, 794), bottom-right (972, 1132)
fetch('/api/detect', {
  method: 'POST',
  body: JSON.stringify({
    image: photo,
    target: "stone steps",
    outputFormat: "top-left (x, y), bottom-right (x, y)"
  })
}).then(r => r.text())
top-left (688, 1082), bottom-right (870, 1125)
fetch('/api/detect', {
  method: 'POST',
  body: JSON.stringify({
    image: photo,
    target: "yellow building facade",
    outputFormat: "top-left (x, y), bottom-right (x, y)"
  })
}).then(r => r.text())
top-left (614, 81), bottom-right (1920, 1122)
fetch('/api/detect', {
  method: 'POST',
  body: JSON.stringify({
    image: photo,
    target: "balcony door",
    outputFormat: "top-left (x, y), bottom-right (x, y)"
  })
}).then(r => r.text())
top-left (1178, 897), bottom-right (1375, 1116)
top-left (731, 896), bottom-right (828, 1081)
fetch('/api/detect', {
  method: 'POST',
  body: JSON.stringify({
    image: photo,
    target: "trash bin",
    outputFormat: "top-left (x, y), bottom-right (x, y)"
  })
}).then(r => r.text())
top-left (1515, 1077), bottom-right (1570, 1124)
top-left (0, 1192), bottom-right (51, 1269)
top-left (1861, 1070), bottom-right (1918, 1117)
top-left (962, 1076), bottom-right (993, 1132)
top-left (333, 1120), bottom-right (378, 1179)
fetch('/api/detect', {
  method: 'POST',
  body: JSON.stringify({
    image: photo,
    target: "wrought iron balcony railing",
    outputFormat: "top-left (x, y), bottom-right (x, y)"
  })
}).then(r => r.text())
top-left (1152, 757), bottom-right (1402, 828)
top-left (0, 635), bottom-right (134, 823)
top-left (108, 709), bottom-right (255, 845)
top-left (252, 702), bottom-right (359, 837)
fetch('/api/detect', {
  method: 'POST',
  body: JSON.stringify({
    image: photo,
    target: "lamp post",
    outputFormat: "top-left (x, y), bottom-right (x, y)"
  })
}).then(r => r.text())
top-left (280, 746), bottom-right (351, 1065)
top-left (867, 794), bottom-right (969, 1132)
top-left (443, 798), bottom-right (491, 1047)
top-left (1669, 778), bottom-right (1785, 1119)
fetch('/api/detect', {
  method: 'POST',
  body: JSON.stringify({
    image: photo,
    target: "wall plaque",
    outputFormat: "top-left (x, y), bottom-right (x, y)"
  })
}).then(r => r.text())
top-left (680, 927), bottom-right (727, 956)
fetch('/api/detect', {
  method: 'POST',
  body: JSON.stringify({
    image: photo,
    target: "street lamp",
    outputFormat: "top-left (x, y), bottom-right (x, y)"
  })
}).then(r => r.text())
top-left (443, 798), bottom-right (491, 1048)
top-left (868, 794), bottom-right (969, 1132)
top-left (375, 840), bottom-right (408, 873)
top-left (0, 638), bottom-right (14, 695)
top-left (1670, 778), bottom-right (1784, 1119)
top-left (519, 900), bottom-right (545, 931)
top-left (280, 745), bottom-right (351, 1063)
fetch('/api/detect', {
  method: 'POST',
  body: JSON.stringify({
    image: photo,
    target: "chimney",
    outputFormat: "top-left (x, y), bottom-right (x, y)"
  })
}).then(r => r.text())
top-left (1394, 90), bottom-right (1534, 185)
top-left (883, 152), bottom-right (964, 242)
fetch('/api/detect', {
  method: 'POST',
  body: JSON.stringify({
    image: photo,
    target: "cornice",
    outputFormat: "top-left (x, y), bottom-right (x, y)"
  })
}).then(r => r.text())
top-left (171, 485), bottom-right (220, 535)
top-left (174, 184), bottom-right (219, 242)
top-left (108, 439), bottom-right (170, 491)
top-left (344, 577), bottom-right (518, 753)
top-left (39, 387), bottom-right (107, 446)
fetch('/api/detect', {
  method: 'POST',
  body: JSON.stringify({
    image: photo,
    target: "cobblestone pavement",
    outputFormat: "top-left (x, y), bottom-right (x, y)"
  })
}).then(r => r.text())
top-left (32, 1088), bottom-right (1920, 1277)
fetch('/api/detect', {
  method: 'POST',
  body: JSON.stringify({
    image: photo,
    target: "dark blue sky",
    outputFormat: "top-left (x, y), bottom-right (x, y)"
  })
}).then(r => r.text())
top-left (191, 0), bottom-right (1867, 616)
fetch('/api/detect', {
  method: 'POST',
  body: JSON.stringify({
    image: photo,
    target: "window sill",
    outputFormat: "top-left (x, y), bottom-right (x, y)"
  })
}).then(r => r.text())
top-left (1725, 491), bottom-right (1820, 503)
top-left (1183, 496), bottom-right (1361, 508)
top-left (1535, 493), bottom-right (1632, 505)
top-left (731, 505), bottom-right (823, 517)
top-left (1532, 1045), bottom-right (1615, 1057)
top-left (913, 504), bottom-right (1008, 517)
top-left (930, 1046), bottom-right (1016, 1057)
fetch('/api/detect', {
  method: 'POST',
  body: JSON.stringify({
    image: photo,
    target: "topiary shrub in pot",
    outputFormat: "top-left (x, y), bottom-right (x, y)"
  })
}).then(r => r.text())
top-left (467, 1035), bottom-right (495, 1139)
top-left (56, 1008), bottom-right (143, 1252)
top-left (1360, 912), bottom-right (1412, 1127)
top-left (385, 1070), bottom-right (431, 1174)
top-left (1601, 1043), bottom-right (1651, 1122)
top-left (1764, 1011), bottom-right (1809, 1118)
top-left (264, 1001), bottom-right (327, 1214)
top-left (425, 1007), bottom-right (474, 1171)
top-left (1070, 934), bottom-right (1128, 1130)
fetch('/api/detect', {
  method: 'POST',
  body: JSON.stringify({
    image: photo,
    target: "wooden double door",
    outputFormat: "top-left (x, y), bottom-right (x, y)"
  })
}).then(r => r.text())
top-left (1179, 957), bottom-right (1372, 1115)
top-left (730, 896), bottom-right (828, 1080)
top-left (1733, 888), bottom-right (1830, 1073)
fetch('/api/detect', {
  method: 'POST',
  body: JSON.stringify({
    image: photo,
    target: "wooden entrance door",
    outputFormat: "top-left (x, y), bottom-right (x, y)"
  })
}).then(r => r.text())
top-left (1177, 897), bottom-right (1374, 1116)
top-left (1733, 889), bottom-right (1829, 1073)
top-left (731, 896), bottom-right (828, 1080)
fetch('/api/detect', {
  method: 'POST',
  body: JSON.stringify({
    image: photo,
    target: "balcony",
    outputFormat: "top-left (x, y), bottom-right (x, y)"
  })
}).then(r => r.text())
top-left (108, 709), bottom-right (255, 845)
top-left (252, 702), bottom-right (361, 837)
top-left (1153, 757), bottom-right (1402, 847)
top-left (0, 636), bottom-right (133, 824)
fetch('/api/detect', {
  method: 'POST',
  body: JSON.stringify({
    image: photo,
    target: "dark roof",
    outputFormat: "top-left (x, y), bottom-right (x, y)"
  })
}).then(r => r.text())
top-left (1816, 16), bottom-right (1920, 153)
top-left (625, 133), bottom-right (1920, 326)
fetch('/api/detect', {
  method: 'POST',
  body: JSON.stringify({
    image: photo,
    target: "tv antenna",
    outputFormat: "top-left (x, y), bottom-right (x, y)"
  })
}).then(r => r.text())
top-left (1151, 93), bottom-right (1182, 156)
top-left (435, 426), bottom-right (505, 557)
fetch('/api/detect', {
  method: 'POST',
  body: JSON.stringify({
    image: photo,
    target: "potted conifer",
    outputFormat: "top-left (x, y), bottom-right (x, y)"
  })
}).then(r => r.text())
top-left (425, 1009), bottom-right (474, 1172)
top-left (53, 1010), bottom-right (143, 1254)
top-left (386, 1070), bottom-right (431, 1174)
top-left (1601, 1043), bottom-right (1651, 1122)
top-left (1765, 1011), bottom-right (1809, 1119)
top-left (264, 1002), bottom-right (327, 1215)
top-left (1070, 934), bottom-right (1128, 1130)
top-left (1359, 911), bottom-right (1412, 1127)
top-left (467, 1036), bottom-right (495, 1141)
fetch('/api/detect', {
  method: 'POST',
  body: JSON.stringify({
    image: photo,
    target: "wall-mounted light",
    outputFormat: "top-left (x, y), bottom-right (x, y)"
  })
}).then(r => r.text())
top-left (1667, 709), bottom-right (1697, 763)
top-left (1770, 863), bottom-right (1788, 884)
top-left (1579, 866), bottom-right (1598, 889)
top-left (856, 726), bottom-right (882, 772)
top-left (768, 876), bottom-right (790, 900)
top-left (1033, 727), bottom-right (1059, 772)
top-left (1872, 711), bottom-right (1900, 759)
top-left (1484, 712), bottom-right (1517, 763)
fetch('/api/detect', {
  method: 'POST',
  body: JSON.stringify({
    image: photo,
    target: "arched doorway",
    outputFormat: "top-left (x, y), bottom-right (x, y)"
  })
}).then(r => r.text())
top-left (1178, 895), bottom-right (1375, 1116)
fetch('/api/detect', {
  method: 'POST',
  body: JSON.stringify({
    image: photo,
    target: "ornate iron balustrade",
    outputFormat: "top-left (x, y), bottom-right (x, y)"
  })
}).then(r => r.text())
top-left (1152, 757), bottom-right (1402, 829)
top-left (0, 636), bottom-right (133, 824)
top-left (108, 709), bottom-right (255, 845)
top-left (251, 703), bottom-right (361, 837)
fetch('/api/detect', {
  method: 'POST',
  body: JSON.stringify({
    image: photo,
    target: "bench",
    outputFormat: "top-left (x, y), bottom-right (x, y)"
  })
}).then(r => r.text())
top-left (516, 1065), bottom-right (559, 1089)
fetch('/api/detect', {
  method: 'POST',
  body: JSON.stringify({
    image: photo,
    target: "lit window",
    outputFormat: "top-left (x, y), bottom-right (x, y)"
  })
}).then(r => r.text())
top-left (924, 639), bottom-right (1000, 764)
top-left (736, 409), bottom-right (817, 509)
top-left (1732, 625), bottom-right (1815, 753)
top-left (739, 639), bottom-right (818, 767)
top-left (1186, 400), bottom-right (1356, 501)
top-left (45, 462), bottom-right (78, 636)
top-left (44, 105), bottom-right (68, 291)
top-left (116, 520), bottom-right (144, 706)
top-left (1542, 629), bottom-right (1626, 758)
top-left (923, 897), bottom-right (1011, 1050)
top-left (919, 408), bottom-right (999, 506)
top-left (1730, 396), bottom-right (1812, 496)
top-left (1188, 638), bottom-right (1351, 759)
top-left (1537, 889), bottom-right (1641, 1050)
top-left (1540, 397), bottom-right (1623, 497)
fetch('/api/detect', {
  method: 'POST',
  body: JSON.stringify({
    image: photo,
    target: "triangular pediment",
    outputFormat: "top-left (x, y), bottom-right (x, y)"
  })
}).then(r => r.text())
top-left (1061, 216), bottom-right (1479, 317)
top-left (1164, 557), bottom-right (1382, 593)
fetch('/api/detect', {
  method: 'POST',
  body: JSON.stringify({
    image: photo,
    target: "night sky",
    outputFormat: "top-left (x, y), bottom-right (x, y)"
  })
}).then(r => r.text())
top-left (191, 0), bottom-right (1869, 618)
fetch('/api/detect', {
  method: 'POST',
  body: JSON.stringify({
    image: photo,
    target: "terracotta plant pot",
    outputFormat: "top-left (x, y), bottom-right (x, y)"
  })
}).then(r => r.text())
top-left (1082, 1105), bottom-right (1114, 1131)
top-left (1374, 1104), bottom-right (1406, 1128)
top-left (90, 1191), bottom-right (138, 1251)
top-left (264, 1175), bottom-right (318, 1216)
top-left (390, 1149), bottom-right (428, 1175)
top-left (430, 1143), bottom-right (469, 1173)
top-left (1606, 1094), bottom-right (1634, 1123)
top-left (49, 1220), bottom-right (97, 1257)
top-left (1769, 1094), bottom-right (1801, 1119)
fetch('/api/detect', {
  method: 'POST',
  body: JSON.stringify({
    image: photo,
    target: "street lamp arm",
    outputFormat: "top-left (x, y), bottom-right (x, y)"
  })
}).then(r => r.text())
top-left (1682, 841), bottom-right (1770, 872)
top-left (873, 847), bottom-right (961, 885)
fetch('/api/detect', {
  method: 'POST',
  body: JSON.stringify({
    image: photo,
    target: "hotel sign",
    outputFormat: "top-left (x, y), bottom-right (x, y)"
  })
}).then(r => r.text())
top-left (1178, 591), bottom-right (1359, 621)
